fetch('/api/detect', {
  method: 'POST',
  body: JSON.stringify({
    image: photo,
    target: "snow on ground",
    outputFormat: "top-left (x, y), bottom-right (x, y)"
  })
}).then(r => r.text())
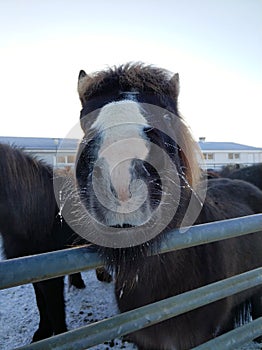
top-left (0, 269), bottom-right (137, 350)
top-left (0, 237), bottom-right (261, 350)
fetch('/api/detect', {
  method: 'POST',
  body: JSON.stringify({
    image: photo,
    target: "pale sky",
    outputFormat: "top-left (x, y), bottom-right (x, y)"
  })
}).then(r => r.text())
top-left (0, 0), bottom-right (261, 146)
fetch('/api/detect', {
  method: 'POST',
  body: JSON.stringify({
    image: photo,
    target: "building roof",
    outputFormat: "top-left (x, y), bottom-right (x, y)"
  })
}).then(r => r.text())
top-left (0, 136), bottom-right (78, 151)
top-left (0, 136), bottom-right (261, 152)
top-left (198, 141), bottom-right (262, 151)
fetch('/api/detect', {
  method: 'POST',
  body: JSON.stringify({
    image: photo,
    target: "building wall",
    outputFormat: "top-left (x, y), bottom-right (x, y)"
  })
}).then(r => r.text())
top-left (32, 149), bottom-right (262, 170)
top-left (201, 151), bottom-right (262, 170)
top-left (27, 151), bottom-right (76, 168)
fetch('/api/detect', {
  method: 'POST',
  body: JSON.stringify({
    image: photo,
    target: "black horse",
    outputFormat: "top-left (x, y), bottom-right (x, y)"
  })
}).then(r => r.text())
top-left (0, 143), bottom-right (86, 341)
top-left (74, 63), bottom-right (262, 350)
top-left (226, 163), bottom-right (262, 190)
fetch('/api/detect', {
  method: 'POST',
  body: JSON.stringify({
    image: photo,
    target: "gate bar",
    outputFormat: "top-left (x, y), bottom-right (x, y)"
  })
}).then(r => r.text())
top-left (192, 317), bottom-right (262, 350)
top-left (160, 213), bottom-right (262, 254)
top-left (0, 246), bottom-right (102, 290)
top-left (15, 267), bottom-right (262, 350)
top-left (1, 214), bottom-right (261, 289)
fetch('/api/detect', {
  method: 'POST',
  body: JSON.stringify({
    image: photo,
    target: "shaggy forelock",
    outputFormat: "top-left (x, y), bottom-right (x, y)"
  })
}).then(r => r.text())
top-left (78, 62), bottom-right (179, 104)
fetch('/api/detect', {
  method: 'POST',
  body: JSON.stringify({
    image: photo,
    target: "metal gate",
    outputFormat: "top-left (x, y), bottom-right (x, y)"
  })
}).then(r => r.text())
top-left (1, 214), bottom-right (262, 350)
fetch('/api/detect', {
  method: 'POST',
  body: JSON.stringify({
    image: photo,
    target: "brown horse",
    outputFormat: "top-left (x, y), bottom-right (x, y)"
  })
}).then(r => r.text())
top-left (0, 143), bottom-right (86, 341)
top-left (74, 63), bottom-right (262, 349)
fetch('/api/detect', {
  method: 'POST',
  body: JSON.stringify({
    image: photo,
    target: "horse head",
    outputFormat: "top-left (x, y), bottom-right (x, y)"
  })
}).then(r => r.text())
top-left (74, 63), bottom-right (203, 247)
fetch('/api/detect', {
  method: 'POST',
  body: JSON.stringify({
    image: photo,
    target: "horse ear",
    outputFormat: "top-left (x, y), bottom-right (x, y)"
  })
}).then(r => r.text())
top-left (170, 73), bottom-right (180, 96)
top-left (78, 70), bottom-right (89, 104)
top-left (78, 70), bottom-right (87, 81)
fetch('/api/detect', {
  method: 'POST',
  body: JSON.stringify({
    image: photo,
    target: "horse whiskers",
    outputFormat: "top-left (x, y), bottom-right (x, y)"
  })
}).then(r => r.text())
top-left (177, 173), bottom-right (204, 206)
top-left (142, 163), bottom-right (151, 177)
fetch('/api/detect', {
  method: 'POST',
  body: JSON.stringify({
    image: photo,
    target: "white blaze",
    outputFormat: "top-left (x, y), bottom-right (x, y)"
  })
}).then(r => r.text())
top-left (91, 100), bottom-right (149, 205)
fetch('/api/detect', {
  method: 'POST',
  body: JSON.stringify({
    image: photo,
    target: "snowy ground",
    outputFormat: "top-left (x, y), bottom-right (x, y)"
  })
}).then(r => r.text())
top-left (0, 237), bottom-right (261, 350)
top-left (0, 269), bottom-right (138, 350)
top-left (0, 235), bottom-right (137, 350)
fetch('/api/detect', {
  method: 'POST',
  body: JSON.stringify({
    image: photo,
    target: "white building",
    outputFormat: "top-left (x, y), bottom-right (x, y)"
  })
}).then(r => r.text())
top-left (1, 136), bottom-right (262, 170)
top-left (198, 138), bottom-right (262, 170)
top-left (0, 136), bottom-right (79, 168)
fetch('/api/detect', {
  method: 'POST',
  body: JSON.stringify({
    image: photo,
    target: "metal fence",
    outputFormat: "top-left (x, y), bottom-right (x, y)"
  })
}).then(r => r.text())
top-left (0, 214), bottom-right (262, 350)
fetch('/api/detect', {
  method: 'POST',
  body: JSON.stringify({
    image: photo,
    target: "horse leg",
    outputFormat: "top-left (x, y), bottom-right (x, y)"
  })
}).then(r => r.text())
top-left (32, 277), bottom-right (67, 341)
top-left (96, 267), bottom-right (113, 283)
top-left (32, 282), bottom-right (53, 341)
top-left (68, 272), bottom-right (86, 289)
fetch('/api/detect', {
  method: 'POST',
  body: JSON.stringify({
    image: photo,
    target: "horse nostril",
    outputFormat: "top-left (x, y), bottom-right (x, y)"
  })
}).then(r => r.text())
top-left (110, 224), bottom-right (135, 229)
top-left (123, 223), bottom-right (135, 228)
top-left (110, 183), bottom-right (118, 199)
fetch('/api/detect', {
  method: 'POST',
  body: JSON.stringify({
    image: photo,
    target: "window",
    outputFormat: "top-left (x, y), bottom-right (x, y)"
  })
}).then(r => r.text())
top-left (67, 155), bottom-right (76, 163)
top-left (228, 153), bottom-right (240, 160)
top-left (203, 153), bottom-right (214, 160)
top-left (55, 154), bottom-right (75, 167)
top-left (57, 155), bottom-right (66, 163)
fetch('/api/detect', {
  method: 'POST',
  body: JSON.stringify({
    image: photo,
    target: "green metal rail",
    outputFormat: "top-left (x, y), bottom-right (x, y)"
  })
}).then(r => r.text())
top-left (1, 214), bottom-right (261, 289)
top-left (192, 317), bottom-right (262, 350)
top-left (15, 267), bottom-right (262, 350)
top-left (0, 214), bottom-right (261, 349)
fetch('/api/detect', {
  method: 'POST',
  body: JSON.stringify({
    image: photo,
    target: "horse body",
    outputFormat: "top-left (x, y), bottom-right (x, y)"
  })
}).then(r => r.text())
top-left (76, 63), bottom-right (262, 349)
top-left (0, 143), bottom-right (85, 341)
top-left (227, 163), bottom-right (262, 191)
top-left (112, 178), bottom-right (262, 350)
